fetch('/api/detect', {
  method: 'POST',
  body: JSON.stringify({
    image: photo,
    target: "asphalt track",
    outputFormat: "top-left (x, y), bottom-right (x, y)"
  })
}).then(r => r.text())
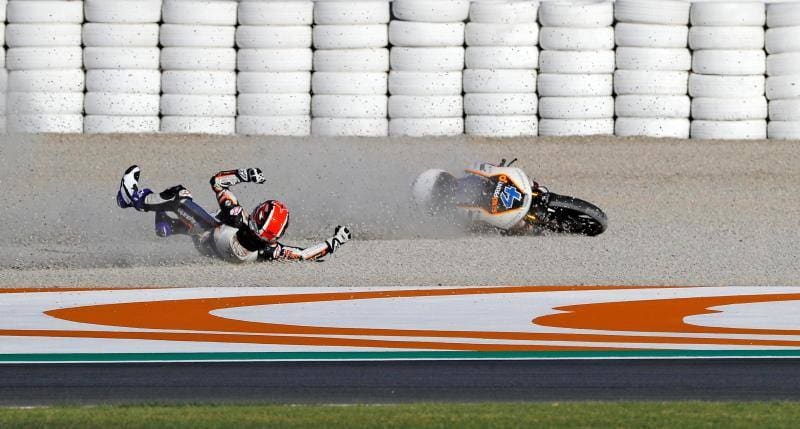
top-left (3, 359), bottom-right (800, 405)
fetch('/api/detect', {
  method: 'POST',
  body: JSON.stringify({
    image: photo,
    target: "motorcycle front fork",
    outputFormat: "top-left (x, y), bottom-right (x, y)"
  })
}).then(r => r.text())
top-left (524, 188), bottom-right (551, 226)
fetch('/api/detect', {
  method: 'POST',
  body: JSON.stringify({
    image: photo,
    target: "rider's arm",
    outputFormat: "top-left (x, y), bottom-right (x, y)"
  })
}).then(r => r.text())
top-left (258, 226), bottom-right (352, 261)
top-left (210, 168), bottom-right (264, 228)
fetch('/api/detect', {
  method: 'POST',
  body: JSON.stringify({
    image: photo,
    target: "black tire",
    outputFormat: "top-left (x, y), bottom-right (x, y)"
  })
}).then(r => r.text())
top-left (543, 193), bottom-right (607, 236)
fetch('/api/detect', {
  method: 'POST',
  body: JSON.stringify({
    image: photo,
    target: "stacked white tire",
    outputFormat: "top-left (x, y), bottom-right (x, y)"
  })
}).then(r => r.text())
top-left (160, 0), bottom-right (237, 134)
top-left (388, 0), bottom-right (469, 137)
top-left (689, 2), bottom-right (767, 140)
top-left (83, 0), bottom-right (161, 133)
top-left (236, 0), bottom-right (313, 136)
top-left (537, 0), bottom-right (615, 136)
top-left (463, 0), bottom-right (539, 137)
top-left (766, 3), bottom-right (800, 140)
top-left (312, 0), bottom-right (389, 136)
top-left (6, 0), bottom-right (84, 133)
top-left (613, 0), bottom-right (691, 138)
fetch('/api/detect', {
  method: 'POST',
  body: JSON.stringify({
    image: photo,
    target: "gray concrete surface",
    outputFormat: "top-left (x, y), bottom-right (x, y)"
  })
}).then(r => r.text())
top-left (3, 359), bottom-right (800, 405)
top-left (0, 133), bottom-right (798, 287)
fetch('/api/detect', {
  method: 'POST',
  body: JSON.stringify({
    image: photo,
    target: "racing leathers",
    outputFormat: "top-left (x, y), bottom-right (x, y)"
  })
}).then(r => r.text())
top-left (201, 169), bottom-right (350, 262)
top-left (118, 166), bottom-right (351, 262)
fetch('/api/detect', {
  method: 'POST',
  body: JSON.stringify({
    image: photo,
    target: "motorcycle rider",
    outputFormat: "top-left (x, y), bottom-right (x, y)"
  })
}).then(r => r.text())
top-left (116, 165), bottom-right (351, 262)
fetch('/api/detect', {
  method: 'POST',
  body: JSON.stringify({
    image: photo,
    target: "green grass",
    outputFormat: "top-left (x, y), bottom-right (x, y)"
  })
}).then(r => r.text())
top-left (2, 402), bottom-right (800, 429)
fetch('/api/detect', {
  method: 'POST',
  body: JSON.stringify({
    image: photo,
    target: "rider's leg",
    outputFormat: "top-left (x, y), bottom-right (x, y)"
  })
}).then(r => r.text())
top-left (117, 165), bottom-right (218, 236)
top-left (117, 166), bottom-right (188, 212)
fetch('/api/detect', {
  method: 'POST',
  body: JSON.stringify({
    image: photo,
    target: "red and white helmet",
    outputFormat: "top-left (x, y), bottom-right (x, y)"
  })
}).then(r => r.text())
top-left (248, 200), bottom-right (289, 242)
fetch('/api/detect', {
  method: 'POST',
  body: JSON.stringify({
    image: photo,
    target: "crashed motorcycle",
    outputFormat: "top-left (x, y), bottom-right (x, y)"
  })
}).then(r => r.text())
top-left (412, 159), bottom-right (607, 236)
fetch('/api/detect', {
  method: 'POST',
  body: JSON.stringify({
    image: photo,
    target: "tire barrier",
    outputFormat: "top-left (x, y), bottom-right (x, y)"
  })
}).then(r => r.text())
top-left (463, 0), bottom-right (538, 137)
top-left (236, 0), bottom-right (312, 136)
top-left (388, 0), bottom-right (466, 137)
top-left (1, 0), bottom-right (799, 139)
top-left (538, 0), bottom-right (614, 136)
top-left (766, 2), bottom-right (800, 139)
top-left (160, 0), bottom-right (237, 135)
top-left (689, 2), bottom-right (767, 140)
top-left (83, 0), bottom-right (161, 134)
top-left (614, 0), bottom-right (690, 138)
top-left (5, 0), bottom-right (84, 133)
top-left (311, 0), bottom-right (389, 137)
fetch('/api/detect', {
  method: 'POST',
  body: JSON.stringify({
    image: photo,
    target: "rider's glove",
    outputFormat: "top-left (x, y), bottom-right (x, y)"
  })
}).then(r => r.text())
top-left (325, 226), bottom-right (351, 253)
top-left (237, 168), bottom-right (266, 184)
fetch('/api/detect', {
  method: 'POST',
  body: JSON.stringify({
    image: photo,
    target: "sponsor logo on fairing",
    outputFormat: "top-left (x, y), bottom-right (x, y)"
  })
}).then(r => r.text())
top-left (491, 182), bottom-right (504, 213)
top-left (490, 175), bottom-right (509, 213)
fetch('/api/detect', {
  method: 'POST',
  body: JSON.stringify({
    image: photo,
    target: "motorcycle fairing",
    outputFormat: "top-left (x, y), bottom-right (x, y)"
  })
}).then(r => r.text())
top-left (456, 165), bottom-right (533, 230)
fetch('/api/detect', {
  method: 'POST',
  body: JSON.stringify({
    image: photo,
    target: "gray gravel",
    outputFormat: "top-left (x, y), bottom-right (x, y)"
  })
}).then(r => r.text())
top-left (0, 133), bottom-right (798, 288)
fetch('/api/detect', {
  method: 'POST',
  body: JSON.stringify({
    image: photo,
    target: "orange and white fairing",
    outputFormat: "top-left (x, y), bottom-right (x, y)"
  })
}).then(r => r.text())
top-left (458, 163), bottom-right (533, 230)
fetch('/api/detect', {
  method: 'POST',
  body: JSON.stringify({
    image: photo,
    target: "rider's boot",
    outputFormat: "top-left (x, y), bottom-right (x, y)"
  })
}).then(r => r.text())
top-left (157, 184), bottom-right (193, 203)
top-left (117, 166), bottom-right (218, 235)
top-left (117, 165), bottom-right (153, 211)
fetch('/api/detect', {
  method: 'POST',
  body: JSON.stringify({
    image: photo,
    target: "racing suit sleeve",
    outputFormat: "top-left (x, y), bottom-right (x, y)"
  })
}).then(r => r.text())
top-left (210, 168), bottom-right (264, 228)
top-left (257, 226), bottom-right (352, 262)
